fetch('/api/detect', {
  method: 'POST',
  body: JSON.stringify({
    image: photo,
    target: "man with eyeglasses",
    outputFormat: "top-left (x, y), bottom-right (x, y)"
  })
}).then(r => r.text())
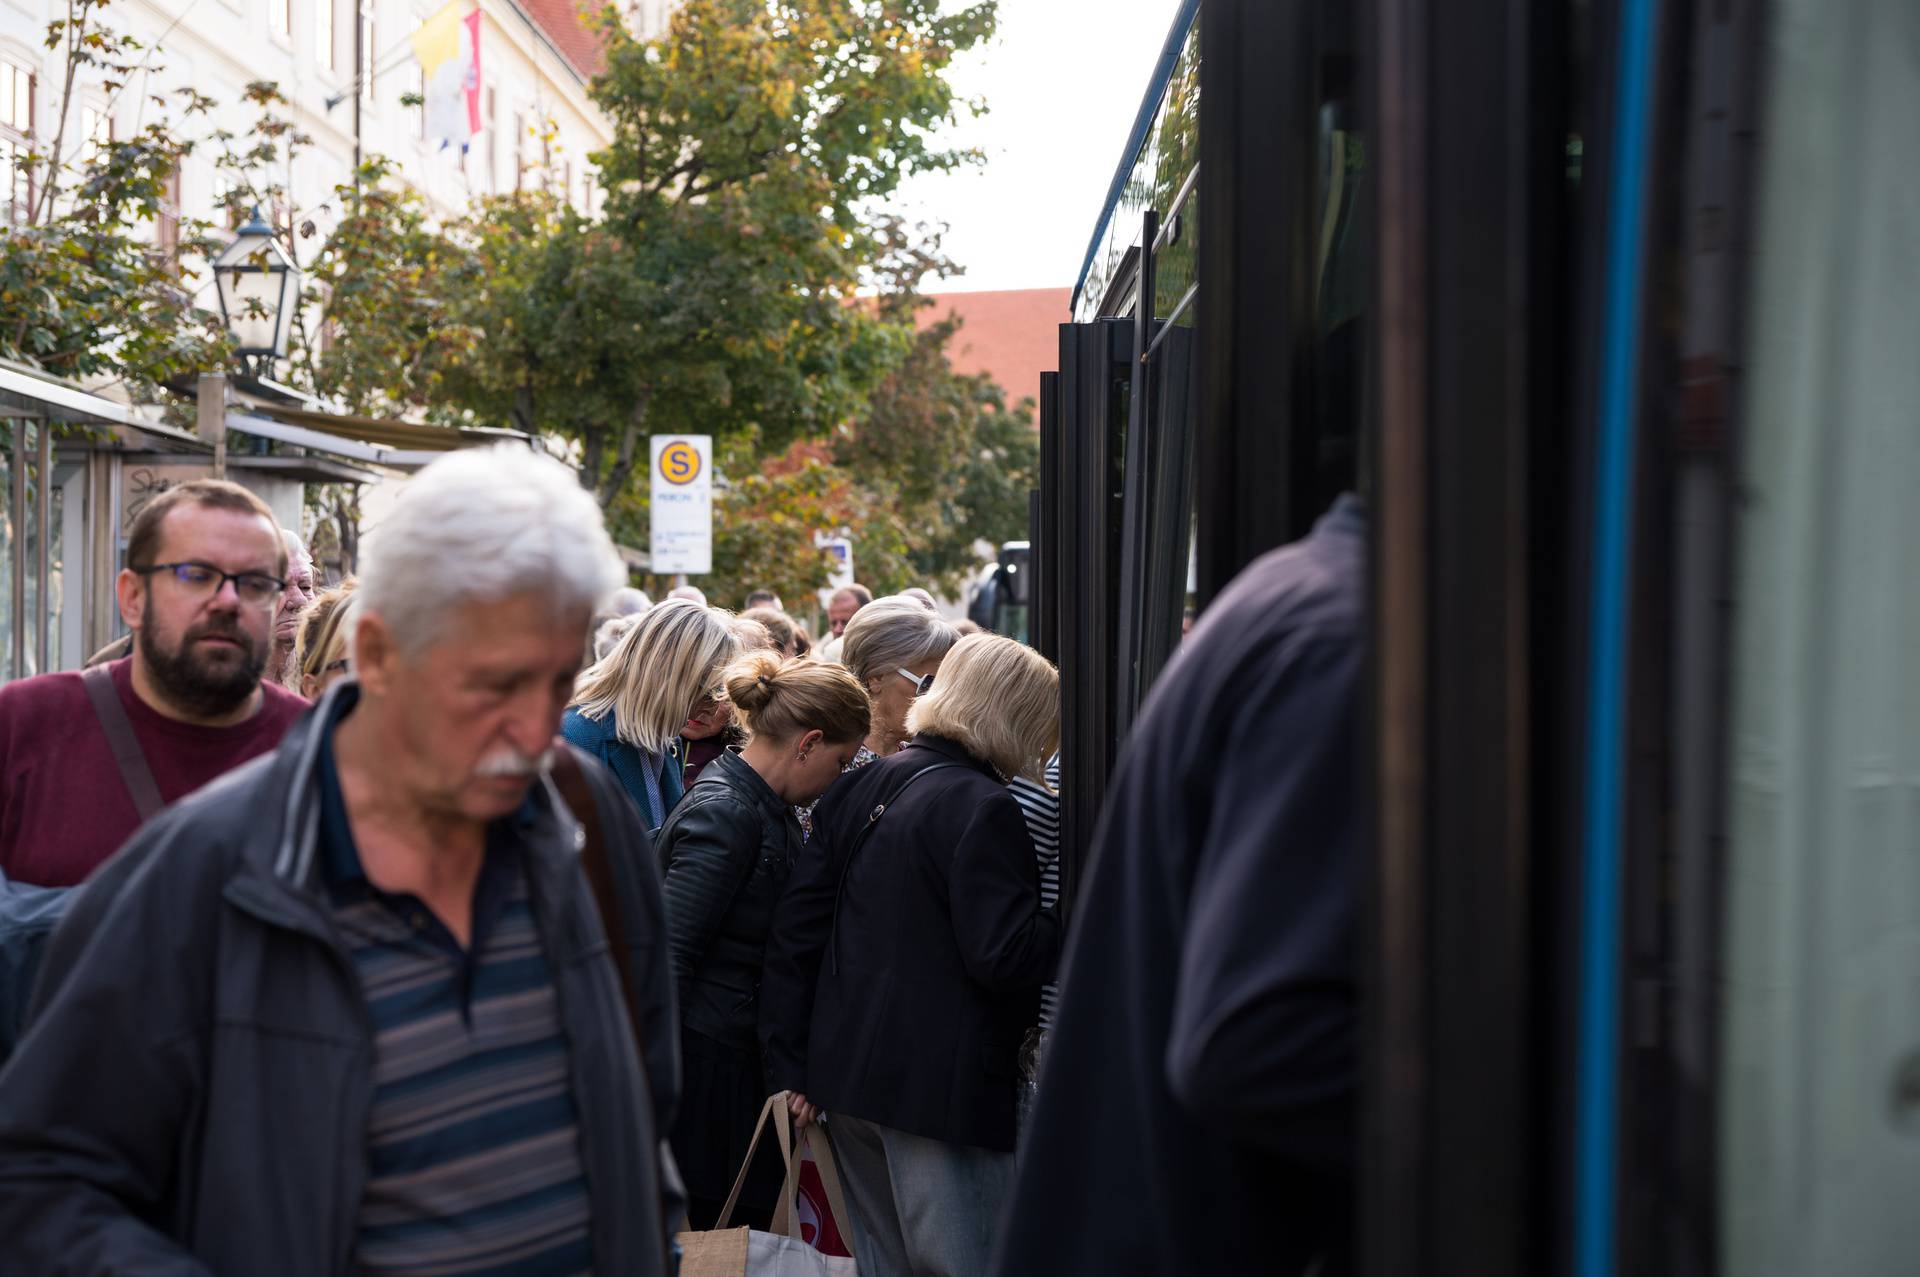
top-left (0, 479), bottom-right (306, 887)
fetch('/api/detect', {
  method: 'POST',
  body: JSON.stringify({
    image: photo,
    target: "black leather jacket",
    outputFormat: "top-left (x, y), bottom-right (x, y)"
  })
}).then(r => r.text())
top-left (655, 748), bottom-right (801, 1050)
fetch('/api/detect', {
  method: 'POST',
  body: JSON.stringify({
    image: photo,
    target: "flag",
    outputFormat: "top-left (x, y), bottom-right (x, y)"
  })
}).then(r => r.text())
top-left (411, 1), bottom-right (482, 151)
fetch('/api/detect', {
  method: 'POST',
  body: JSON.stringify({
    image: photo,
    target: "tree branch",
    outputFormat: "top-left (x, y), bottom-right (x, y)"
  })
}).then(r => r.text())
top-left (594, 388), bottom-right (651, 508)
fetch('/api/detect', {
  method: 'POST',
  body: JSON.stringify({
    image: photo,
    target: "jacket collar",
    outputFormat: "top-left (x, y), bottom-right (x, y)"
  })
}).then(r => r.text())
top-left (225, 681), bottom-right (595, 962)
top-left (702, 747), bottom-right (790, 821)
top-left (904, 733), bottom-right (1004, 782)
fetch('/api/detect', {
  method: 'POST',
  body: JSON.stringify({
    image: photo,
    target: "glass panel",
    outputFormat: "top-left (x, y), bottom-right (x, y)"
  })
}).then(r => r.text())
top-left (1310, 43), bottom-right (1364, 514)
top-left (1075, 17), bottom-right (1202, 322)
top-left (1717, 1), bottom-right (1920, 1273)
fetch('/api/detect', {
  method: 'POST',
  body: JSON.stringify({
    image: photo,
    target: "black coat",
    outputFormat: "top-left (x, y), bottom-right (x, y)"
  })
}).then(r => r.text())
top-left (760, 734), bottom-right (1061, 1152)
top-left (990, 495), bottom-right (1367, 1277)
top-left (0, 682), bottom-right (680, 1277)
top-left (655, 748), bottom-right (801, 1050)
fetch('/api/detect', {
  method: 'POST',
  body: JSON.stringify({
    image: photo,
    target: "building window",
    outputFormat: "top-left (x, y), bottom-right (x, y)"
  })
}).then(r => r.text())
top-left (485, 86), bottom-right (496, 192)
top-left (513, 109), bottom-right (525, 190)
top-left (157, 163), bottom-right (181, 258)
top-left (316, 0), bottom-right (335, 71)
top-left (272, 0), bottom-right (292, 41)
top-left (2, 56), bottom-right (32, 223)
top-left (79, 100), bottom-right (111, 160)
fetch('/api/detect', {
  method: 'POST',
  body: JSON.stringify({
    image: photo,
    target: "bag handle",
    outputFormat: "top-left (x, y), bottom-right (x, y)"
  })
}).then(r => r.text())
top-left (714, 1091), bottom-right (797, 1230)
top-left (714, 1093), bottom-right (860, 1254)
top-left (83, 664), bottom-right (163, 821)
top-left (768, 1120), bottom-right (858, 1255)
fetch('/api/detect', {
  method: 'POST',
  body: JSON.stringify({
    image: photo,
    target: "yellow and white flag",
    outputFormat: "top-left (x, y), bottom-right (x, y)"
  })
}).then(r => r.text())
top-left (411, 1), bottom-right (482, 150)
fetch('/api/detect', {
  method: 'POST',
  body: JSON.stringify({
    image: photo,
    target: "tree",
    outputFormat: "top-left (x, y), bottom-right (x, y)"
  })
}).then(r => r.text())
top-left (632, 304), bottom-right (1040, 608)
top-left (0, 0), bottom-right (229, 396)
top-left (833, 308), bottom-right (1038, 591)
top-left (424, 0), bottom-right (996, 507)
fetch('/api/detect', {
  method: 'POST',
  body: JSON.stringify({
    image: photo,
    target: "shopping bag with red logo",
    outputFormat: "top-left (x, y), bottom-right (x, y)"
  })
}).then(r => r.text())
top-left (677, 1092), bottom-right (858, 1277)
top-left (793, 1133), bottom-right (852, 1257)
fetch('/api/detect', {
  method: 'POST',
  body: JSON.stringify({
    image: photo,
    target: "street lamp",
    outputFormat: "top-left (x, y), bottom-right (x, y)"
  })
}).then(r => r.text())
top-left (212, 208), bottom-right (300, 377)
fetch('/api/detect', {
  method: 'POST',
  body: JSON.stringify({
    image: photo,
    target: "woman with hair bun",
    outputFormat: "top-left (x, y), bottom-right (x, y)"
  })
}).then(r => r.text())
top-left (653, 650), bottom-right (872, 1229)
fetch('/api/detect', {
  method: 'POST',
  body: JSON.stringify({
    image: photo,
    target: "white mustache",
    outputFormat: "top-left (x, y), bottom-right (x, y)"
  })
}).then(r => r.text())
top-left (475, 747), bottom-right (555, 779)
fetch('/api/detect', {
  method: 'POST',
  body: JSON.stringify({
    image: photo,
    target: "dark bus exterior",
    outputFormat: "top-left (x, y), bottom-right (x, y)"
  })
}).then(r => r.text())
top-left (1029, 0), bottom-right (1920, 1274)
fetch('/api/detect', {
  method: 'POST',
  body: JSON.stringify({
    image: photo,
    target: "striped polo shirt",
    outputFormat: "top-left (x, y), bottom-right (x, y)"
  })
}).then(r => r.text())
top-left (1009, 753), bottom-right (1063, 1027)
top-left (319, 739), bottom-right (594, 1277)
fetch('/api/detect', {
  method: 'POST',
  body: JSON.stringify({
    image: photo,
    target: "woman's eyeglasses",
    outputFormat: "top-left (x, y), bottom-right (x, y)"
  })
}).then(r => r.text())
top-left (896, 668), bottom-right (935, 697)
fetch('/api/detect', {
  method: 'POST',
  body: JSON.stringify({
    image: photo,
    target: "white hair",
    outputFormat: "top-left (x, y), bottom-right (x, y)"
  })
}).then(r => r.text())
top-left (358, 444), bottom-right (624, 656)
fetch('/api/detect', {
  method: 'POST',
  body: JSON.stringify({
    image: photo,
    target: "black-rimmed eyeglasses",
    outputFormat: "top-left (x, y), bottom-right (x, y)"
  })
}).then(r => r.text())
top-left (133, 561), bottom-right (287, 608)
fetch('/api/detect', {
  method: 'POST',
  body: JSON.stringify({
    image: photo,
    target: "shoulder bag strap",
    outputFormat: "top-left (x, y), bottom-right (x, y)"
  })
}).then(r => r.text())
top-left (549, 743), bottom-right (648, 1059)
top-left (82, 664), bottom-right (164, 822)
top-left (827, 761), bottom-right (970, 975)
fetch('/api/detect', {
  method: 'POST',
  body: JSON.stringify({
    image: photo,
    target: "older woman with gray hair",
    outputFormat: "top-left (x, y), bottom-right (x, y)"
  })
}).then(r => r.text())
top-left (838, 595), bottom-right (961, 762)
top-left (565, 598), bottom-right (745, 830)
top-left (792, 595), bottom-right (959, 837)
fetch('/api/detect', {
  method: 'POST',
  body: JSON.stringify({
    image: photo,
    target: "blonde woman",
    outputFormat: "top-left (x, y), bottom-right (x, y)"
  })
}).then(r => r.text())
top-left (654, 651), bottom-right (871, 1228)
top-left (563, 598), bottom-right (743, 829)
top-left (760, 634), bottom-right (1062, 1275)
top-left (291, 580), bottom-right (358, 700)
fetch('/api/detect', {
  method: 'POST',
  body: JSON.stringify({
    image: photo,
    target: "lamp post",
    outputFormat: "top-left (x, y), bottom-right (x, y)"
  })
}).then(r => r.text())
top-left (212, 208), bottom-right (300, 381)
top-left (205, 208), bottom-right (301, 476)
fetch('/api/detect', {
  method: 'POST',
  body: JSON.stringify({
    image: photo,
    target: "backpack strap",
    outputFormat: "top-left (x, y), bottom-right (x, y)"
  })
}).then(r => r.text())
top-left (828, 761), bottom-right (970, 975)
top-left (548, 742), bottom-right (647, 1058)
top-left (82, 664), bottom-right (163, 822)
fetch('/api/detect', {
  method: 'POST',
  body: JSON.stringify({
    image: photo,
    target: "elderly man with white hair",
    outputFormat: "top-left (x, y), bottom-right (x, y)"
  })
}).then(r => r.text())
top-left (0, 446), bottom-right (682, 1276)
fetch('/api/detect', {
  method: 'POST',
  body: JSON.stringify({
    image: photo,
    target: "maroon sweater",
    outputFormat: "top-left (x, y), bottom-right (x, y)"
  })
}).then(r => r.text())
top-left (0, 657), bottom-right (307, 887)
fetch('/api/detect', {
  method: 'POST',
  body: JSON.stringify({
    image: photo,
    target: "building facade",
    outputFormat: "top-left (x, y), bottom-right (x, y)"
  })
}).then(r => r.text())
top-left (0, 0), bottom-right (657, 243)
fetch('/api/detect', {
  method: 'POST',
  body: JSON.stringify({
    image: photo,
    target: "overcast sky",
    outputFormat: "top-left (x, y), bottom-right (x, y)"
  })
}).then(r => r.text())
top-left (889, 0), bottom-right (1186, 294)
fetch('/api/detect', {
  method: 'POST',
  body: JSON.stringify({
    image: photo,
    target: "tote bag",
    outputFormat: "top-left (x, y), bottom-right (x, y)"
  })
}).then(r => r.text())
top-left (677, 1092), bottom-right (860, 1277)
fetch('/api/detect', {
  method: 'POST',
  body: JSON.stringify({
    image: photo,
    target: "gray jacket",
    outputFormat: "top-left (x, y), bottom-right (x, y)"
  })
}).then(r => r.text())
top-left (0, 684), bottom-right (681, 1276)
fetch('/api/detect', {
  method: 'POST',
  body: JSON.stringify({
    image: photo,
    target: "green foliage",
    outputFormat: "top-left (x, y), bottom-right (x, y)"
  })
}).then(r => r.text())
top-left (412, 0), bottom-right (995, 507)
top-left (833, 309), bottom-right (1037, 594)
top-left (294, 159), bottom-right (460, 415)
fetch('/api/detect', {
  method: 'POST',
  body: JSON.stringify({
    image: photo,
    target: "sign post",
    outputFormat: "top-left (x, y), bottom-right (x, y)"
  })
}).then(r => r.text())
top-left (650, 435), bottom-right (712, 575)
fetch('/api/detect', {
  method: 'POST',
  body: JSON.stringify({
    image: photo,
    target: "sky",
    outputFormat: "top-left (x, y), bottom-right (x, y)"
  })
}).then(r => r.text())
top-left (889, 0), bottom-right (1188, 294)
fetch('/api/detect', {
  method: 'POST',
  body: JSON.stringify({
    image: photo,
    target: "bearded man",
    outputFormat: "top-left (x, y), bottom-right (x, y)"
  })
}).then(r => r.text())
top-left (0, 479), bottom-right (306, 887)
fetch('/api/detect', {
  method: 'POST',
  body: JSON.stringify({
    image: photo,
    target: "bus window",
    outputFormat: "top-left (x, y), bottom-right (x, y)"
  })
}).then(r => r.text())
top-left (1718, 1), bottom-right (1920, 1272)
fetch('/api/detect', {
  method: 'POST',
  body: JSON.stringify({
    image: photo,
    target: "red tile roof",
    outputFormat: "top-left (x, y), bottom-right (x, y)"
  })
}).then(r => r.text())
top-left (915, 287), bottom-right (1073, 412)
top-left (513, 0), bottom-right (607, 80)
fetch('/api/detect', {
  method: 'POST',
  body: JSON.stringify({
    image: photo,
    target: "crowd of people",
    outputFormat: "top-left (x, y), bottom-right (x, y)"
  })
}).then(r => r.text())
top-left (0, 442), bottom-right (1358, 1276)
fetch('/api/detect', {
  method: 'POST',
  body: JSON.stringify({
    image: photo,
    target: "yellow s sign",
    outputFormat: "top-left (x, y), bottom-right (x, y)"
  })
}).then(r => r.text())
top-left (660, 441), bottom-right (702, 486)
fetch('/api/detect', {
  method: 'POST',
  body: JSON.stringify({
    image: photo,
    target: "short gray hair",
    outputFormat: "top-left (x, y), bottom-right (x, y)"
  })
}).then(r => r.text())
top-left (358, 445), bottom-right (623, 656)
top-left (839, 595), bottom-right (959, 688)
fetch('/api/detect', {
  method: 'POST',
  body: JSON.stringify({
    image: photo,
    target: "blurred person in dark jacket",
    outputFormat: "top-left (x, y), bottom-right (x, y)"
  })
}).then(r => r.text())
top-left (0, 445), bottom-right (683, 1276)
top-left (991, 494), bottom-right (1366, 1277)
top-left (762, 633), bottom-right (1063, 1276)
top-left (655, 651), bottom-right (871, 1228)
